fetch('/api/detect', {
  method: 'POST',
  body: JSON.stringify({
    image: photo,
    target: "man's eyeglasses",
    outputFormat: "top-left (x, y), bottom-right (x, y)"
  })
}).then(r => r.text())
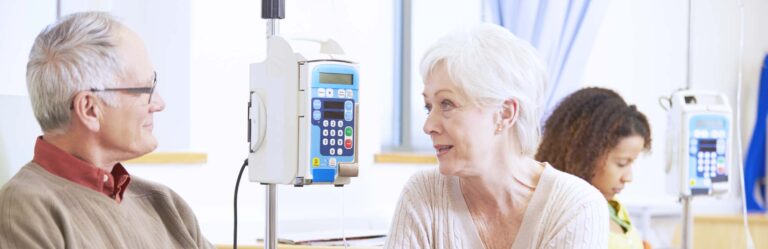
top-left (90, 71), bottom-right (157, 104)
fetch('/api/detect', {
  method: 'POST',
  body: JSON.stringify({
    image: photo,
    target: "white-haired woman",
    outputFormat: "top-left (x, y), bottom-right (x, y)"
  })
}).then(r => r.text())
top-left (384, 23), bottom-right (608, 249)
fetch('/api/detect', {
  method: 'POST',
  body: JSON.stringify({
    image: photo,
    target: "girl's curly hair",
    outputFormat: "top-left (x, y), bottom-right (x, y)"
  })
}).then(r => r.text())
top-left (536, 87), bottom-right (651, 182)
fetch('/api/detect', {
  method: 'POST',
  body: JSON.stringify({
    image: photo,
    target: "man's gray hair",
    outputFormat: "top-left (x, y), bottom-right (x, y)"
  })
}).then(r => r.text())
top-left (420, 23), bottom-right (549, 156)
top-left (26, 11), bottom-right (125, 134)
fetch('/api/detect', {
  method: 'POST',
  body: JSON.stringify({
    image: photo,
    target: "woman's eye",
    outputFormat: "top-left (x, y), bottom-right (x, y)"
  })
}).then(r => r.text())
top-left (440, 99), bottom-right (455, 111)
top-left (424, 104), bottom-right (432, 114)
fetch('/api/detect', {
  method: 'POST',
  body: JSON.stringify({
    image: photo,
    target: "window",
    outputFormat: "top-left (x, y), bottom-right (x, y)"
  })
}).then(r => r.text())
top-left (384, 0), bottom-right (482, 152)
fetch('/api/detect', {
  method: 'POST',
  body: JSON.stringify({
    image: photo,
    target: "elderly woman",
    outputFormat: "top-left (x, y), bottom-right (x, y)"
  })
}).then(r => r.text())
top-left (384, 23), bottom-right (608, 249)
top-left (536, 87), bottom-right (652, 249)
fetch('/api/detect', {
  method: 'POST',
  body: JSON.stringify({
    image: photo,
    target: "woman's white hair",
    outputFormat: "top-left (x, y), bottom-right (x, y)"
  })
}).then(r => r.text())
top-left (420, 23), bottom-right (548, 156)
top-left (26, 11), bottom-right (124, 134)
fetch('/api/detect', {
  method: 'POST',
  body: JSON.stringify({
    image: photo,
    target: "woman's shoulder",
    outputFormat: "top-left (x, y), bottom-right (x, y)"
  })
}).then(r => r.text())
top-left (407, 167), bottom-right (446, 182)
top-left (403, 168), bottom-right (455, 193)
top-left (539, 164), bottom-right (605, 206)
top-left (397, 168), bottom-right (460, 206)
top-left (509, 164), bottom-right (609, 248)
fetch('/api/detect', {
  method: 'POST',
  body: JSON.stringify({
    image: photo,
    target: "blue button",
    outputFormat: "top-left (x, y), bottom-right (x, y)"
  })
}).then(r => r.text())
top-left (313, 168), bottom-right (336, 182)
top-left (313, 99), bottom-right (321, 109)
top-left (344, 111), bottom-right (352, 121)
top-left (313, 110), bottom-right (321, 120)
top-left (345, 101), bottom-right (353, 110)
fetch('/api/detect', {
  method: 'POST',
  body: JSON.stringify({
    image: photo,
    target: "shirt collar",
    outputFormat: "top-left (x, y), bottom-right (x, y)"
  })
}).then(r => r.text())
top-left (33, 136), bottom-right (132, 202)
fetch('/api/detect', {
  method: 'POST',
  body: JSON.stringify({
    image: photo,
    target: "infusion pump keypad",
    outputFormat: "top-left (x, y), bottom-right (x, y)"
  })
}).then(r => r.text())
top-left (313, 97), bottom-right (354, 157)
top-left (311, 89), bottom-right (355, 164)
top-left (689, 129), bottom-right (727, 182)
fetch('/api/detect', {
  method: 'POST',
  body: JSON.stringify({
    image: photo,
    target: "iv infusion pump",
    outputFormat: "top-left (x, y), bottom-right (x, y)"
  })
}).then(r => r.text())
top-left (248, 36), bottom-right (359, 186)
top-left (665, 90), bottom-right (732, 196)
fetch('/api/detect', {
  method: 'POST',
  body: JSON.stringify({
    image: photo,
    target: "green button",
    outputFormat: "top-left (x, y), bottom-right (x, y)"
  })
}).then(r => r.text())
top-left (345, 127), bottom-right (353, 136)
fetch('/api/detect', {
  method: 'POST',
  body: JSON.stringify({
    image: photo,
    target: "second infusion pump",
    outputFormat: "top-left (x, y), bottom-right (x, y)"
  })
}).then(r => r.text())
top-left (248, 36), bottom-right (359, 186)
top-left (665, 90), bottom-right (732, 196)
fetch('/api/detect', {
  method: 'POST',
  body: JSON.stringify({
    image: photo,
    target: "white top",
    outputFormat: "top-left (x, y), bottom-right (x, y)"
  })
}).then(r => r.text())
top-left (384, 164), bottom-right (608, 249)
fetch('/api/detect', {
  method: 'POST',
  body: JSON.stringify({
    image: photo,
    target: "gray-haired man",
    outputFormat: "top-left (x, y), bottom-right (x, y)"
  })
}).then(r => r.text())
top-left (0, 12), bottom-right (213, 248)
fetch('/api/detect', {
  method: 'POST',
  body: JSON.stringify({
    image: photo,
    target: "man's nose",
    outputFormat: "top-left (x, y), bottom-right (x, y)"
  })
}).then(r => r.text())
top-left (150, 92), bottom-right (165, 112)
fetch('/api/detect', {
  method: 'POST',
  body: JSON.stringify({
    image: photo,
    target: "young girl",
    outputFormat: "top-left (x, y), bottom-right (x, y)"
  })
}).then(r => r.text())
top-left (536, 87), bottom-right (652, 249)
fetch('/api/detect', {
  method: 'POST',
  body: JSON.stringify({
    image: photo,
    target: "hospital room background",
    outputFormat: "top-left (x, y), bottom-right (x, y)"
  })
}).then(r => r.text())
top-left (1, 0), bottom-right (768, 248)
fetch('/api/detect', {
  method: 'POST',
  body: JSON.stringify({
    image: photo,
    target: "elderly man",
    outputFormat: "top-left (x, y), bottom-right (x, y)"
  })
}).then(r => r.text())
top-left (0, 12), bottom-right (213, 248)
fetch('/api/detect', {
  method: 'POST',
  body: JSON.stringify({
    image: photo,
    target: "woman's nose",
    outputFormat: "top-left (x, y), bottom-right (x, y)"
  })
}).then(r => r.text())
top-left (423, 111), bottom-right (441, 136)
top-left (621, 169), bottom-right (633, 183)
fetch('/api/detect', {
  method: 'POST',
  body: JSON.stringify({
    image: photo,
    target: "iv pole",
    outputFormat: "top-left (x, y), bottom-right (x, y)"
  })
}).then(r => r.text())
top-left (262, 1), bottom-right (284, 249)
top-left (682, 0), bottom-right (693, 248)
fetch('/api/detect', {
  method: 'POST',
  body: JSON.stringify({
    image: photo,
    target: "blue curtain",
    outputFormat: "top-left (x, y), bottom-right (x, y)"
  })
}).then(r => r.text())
top-left (484, 0), bottom-right (606, 119)
top-left (744, 54), bottom-right (768, 212)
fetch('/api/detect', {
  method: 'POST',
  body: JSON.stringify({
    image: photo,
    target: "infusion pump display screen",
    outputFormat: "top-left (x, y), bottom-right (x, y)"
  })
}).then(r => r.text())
top-left (319, 72), bottom-right (353, 85)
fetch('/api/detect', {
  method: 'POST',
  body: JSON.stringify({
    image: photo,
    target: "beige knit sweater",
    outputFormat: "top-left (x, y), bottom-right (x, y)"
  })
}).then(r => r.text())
top-left (384, 165), bottom-right (608, 249)
top-left (0, 163), bottom-right (214, 249)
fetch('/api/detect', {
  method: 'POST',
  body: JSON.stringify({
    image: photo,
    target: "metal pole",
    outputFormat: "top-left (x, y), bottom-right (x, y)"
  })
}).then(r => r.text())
top-left (56, 0), bottom-right (61, 20)
top-left (682, 0), bottom-right (693, 246)
top-left (266, 19), bottom-right (278, 39)
top-left (264, 8), bottom-right (279, 249)
top-left (396, 0), bottom-right (412, 149)
top-left (681, 196), bottom-right (693, 249)
top-left (264, 184), bottom-right (277, 249)
top-left (685, 0), bottom-right (692, 90)
top-left (261, 1), bottom-right (283, 248)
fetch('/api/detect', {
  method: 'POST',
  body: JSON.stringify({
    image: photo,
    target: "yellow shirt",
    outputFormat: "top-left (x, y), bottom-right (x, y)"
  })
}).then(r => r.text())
top-left (608, 199), bottom-right (644, 249)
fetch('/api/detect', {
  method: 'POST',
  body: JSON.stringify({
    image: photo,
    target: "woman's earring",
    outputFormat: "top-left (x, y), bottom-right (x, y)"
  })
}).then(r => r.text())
top-left (495, 126), bottom-right (503, 134)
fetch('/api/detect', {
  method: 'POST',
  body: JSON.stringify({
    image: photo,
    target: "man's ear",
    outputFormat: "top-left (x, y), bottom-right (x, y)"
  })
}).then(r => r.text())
top-left (71, 91), bottom-right (102, 132)
top-left (499, 98), bottom-right (520, 129)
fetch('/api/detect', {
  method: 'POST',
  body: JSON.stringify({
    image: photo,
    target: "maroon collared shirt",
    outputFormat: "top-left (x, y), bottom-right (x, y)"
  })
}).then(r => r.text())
top-left (32, 137), bottom-right (131, 203)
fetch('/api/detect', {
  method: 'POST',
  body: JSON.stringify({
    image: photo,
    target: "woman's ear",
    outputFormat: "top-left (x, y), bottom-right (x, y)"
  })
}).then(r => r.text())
top-left (500, 98), bottom-right (519, 129)
top-left (71, 91), bottom-right (102, 132)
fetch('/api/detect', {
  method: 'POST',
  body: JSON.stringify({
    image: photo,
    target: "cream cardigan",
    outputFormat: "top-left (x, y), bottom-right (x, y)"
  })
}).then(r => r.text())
top-left (384, 164), bottom-right (608, 249)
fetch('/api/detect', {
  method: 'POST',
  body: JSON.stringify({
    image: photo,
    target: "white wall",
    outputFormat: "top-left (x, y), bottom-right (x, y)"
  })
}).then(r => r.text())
top-left (4, 0), bottom-right (768, 247)
top-left (407, 0), bottom-right (483, 150)
top-left (0, 0), bottom-right (404, 244)
top-left (0, 2), bottom-right (55, 185)
top-left (150, 0), bottom-right (483, 244)
top-left (0, 0), bottom-right (191, 152)
top-left (111, 0), bottom-right (192, 151)
top-left (576, 2), bottom-right (768, 246)
top-left (0, 0), bottom-right (194, 208)
top-left (0, 1), bottom-right (54, 96)
top-left (127, 0), bottom-right (401, 244)
top-left (582, 0), bottom-right (768, 215)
